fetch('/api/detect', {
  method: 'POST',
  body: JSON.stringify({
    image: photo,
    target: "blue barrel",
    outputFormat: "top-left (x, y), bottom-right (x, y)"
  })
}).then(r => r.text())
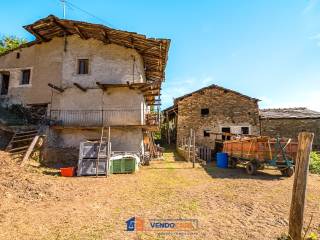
top-left (216, 152), bottom-right (228, 168)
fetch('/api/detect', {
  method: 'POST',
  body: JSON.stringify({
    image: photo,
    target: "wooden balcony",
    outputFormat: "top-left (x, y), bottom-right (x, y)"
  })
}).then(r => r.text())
top-left (48, 109), bottom-right (160, 129)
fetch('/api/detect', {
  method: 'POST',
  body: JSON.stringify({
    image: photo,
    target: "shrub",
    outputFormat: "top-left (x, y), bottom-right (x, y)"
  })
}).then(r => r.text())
top-left (310, 152), bottom-right (320, 174)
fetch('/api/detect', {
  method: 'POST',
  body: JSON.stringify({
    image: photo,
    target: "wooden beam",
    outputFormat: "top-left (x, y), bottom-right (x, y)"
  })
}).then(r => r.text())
top-left (73, 83), bottom-right (87, 92)
top-left (74, 24), bottom-right (87, 39)
top-left (100, 29), bottom-right (111, 44)
top-left (21, 135), bottom-right (40, 166)
top-left (29, 27), bottom-right (48, 42)
top-left (130, 36), bottom-right (135, 49)
top-left (288, 132), bottom-right (314, 240)
top-left (96, 82), bottom-right (107, 90)
top-left (51, 19), bottom-right (71, 35)
top-left (140, 45), bottom-right (159, 54)
top-left (48, 83), bottom-right (64, 93)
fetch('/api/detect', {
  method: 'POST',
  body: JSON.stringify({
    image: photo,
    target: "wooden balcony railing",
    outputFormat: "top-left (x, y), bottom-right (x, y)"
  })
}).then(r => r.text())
top-left (49, 109), bottom-right (159, 127)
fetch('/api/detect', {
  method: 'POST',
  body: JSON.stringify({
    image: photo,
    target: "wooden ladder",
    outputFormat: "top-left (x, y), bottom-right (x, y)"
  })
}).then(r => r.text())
top-left (96, 126), bottom-right (111, 177)
top-left (6, 128), bottom-right (40, 165)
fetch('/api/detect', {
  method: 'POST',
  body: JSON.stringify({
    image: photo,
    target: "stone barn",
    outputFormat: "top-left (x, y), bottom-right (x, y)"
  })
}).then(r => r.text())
top-left (162, 84), bottom-right (260, 148)
top-left (260, 108), bottom-right (320, 150)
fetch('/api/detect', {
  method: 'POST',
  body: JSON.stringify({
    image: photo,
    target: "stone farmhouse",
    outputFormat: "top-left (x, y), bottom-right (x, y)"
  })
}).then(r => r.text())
top-left (162, 85), bottom-right (320, 150)
top-left (0, 15), bottom-right (170, 164)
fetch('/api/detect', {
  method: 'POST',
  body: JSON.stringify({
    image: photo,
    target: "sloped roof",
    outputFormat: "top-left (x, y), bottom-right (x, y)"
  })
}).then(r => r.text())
top-left (260, 108), bottom-right (320, 119)
top-left (174, 84), bottom-right (259, 103)
top-left (1, 15), bottom-right (170, 84)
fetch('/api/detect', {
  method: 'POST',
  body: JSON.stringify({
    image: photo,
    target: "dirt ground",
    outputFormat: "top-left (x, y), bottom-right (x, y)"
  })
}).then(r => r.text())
top-left (0, 148), bottom-right (320, 240)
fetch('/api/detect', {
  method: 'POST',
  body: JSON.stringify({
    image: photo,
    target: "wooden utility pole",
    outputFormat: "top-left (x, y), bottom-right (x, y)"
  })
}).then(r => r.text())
top-left (289, 132), bottom-right (314, 240)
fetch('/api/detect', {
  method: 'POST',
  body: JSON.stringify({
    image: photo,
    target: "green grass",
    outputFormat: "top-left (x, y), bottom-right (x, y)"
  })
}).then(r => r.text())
top-left (310, 152), bottom-right (320, 174)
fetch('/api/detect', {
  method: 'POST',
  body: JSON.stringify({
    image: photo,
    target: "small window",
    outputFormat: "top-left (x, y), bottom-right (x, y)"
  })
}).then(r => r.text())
top-left (204, 130), bottom-right (210, 137)
top-left (241, 127), bottom-right (249, 135)
top-left (21, 69), bottom-right (30, 85)
top-left (16, 52), bottom-right (20, 59)
top-left (201, 108), bottom-right (209, 117)
top-left (78, 59), bottom-right (89, 74)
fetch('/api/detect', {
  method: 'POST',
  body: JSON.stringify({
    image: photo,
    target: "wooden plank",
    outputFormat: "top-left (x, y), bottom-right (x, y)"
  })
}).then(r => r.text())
top-left (21, 135), bottom-right (40, 166)
top-left (13, 133), bottom-right (37, 139)
top-left (15, 130), bottom-right (38, 135)
top-left (11, 138), bottom-right (34, 143)
top-left (288, 132), bottom-right (314, 240)
top-left (9, 145), bottom-right (29, 152)
top-left (73, 83), bottom-right (87, 92)
top-left (48, 83), bottom-right (64, 93)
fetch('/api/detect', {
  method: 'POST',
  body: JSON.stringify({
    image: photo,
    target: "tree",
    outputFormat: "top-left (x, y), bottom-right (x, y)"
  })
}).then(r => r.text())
top-left (0, 36), bottom-right (27, 54)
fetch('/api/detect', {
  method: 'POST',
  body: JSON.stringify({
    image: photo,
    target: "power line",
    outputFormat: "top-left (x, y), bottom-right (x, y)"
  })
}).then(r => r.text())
top-left (58, 0), bottom-right (116, 28)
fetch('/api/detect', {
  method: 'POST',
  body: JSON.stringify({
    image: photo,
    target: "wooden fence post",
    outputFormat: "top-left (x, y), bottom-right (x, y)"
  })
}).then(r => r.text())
top-left (193, 129), bottom-right (195, 168)
top-left (188, 129), bottom-right (192, 161)
top-left (289, 132), bottom-right (314, 240)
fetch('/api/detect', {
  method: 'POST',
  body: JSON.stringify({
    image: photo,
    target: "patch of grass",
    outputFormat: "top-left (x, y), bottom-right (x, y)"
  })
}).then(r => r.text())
top-left (310, 152), bottom-right (320, 174)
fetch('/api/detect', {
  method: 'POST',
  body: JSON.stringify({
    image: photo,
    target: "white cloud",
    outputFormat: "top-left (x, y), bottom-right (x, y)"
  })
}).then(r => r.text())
top-left (302, 0), bottom-right (319, 15)
top-left (309, 33), bottom-right (320, 47)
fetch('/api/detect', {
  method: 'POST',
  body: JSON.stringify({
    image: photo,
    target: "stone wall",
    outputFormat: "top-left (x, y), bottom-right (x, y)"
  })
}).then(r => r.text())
top-left (260, 118), bottom-right (320, 150)
top-left (176, 87), bottom-right (260, 148)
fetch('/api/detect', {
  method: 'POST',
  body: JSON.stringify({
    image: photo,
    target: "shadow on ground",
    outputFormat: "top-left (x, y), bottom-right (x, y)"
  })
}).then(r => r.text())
top-left (204, 162), bottom-right (285, 180)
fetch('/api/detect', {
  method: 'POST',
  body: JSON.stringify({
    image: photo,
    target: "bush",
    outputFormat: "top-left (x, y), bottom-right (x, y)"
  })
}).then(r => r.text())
top-left (310, 152), bottom-right (320, 174)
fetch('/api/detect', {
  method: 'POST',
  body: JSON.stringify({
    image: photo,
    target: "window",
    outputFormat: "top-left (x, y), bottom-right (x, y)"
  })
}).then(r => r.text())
top-left (203, 130), bottom-right (210, 137)
top-left (16, 52), bottom-right (20, 59)
top-left (241, 127), bottom-right (249, 135)
top-left (201, 108), bottom-right (209, 117)
top-left (21, 69), bottom-right (30, 85)
top-left (222, 127), bottom-right (231, 140)
top-left (78, 59), bottom-right (89, 74)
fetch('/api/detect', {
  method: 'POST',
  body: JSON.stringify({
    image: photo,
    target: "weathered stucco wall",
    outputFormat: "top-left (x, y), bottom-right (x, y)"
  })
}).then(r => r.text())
top-left (0, 35), bottom-right (146, 106)
top-left (176, 87), bottom-right (260, 148)
top-left (0, 38), bottom-right (63, 105)
top-left (260, 118), bottom-right (320, 150)
top-left (44, 127), bottom-right (144, 165)
top-left (61, 36), bottom-right (145, 87)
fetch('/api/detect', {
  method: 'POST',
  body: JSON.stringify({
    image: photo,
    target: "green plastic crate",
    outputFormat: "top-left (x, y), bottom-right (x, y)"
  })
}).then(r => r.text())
top-left (110, 157), bottom-right (136, 174)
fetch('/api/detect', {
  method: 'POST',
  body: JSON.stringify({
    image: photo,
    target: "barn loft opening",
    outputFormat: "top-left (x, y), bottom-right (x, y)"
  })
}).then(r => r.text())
top-left (201, 108), bottom-right (209, 117)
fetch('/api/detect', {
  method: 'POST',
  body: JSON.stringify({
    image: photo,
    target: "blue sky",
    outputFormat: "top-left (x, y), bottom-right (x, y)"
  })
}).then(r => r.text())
top-left (1, 0), bottom-right (320, 110)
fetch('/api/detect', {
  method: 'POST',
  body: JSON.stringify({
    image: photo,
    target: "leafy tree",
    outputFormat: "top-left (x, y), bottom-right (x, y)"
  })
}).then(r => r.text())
top-left (0, 36), bottom-right (27, 54)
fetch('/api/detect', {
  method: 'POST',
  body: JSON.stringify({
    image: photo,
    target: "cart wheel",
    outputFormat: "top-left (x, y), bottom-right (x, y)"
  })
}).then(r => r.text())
top-left (229, 157), bottom-right (238, 169)
top-left (281, 167), bottom-right (294, 177)
top-left (246, 162), bottom-right (257, 175)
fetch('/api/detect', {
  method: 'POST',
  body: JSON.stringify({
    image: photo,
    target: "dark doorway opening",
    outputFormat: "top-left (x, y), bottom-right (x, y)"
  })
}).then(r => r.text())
top-left (222, 127), bottom-right (231, 140)
top-left (1, 72), bottom-right (10, 95)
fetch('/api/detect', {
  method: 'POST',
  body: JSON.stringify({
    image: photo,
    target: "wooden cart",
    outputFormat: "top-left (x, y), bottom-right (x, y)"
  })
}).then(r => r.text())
top-left (223, 136), bottom-right (298, 177)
